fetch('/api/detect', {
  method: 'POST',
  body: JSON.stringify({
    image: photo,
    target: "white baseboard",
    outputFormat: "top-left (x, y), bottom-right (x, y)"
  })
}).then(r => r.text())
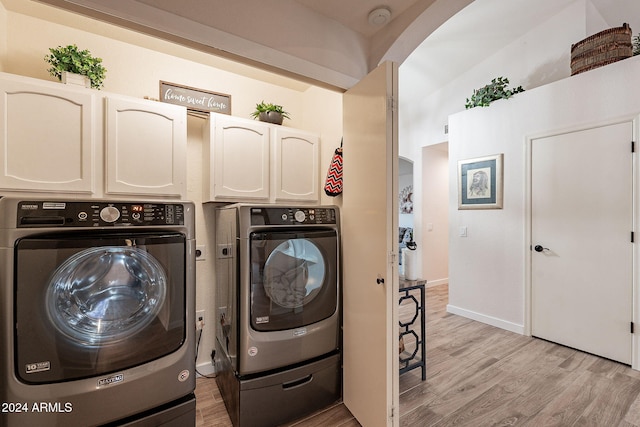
top-left (196, 362), bottom-right (216, 377)
top-left (446, 304), bottom-right (524, 335)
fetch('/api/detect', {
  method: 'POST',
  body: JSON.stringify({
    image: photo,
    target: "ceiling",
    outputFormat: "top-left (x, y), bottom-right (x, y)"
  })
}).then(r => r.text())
top-left (30, 0), bottom-right (473, 90)
top-left (10, 0), bottom-right (640, 91)
top-left (403, 0), bottom-right (640, 98)
top-left (293, 0), bottom-right (425, 38)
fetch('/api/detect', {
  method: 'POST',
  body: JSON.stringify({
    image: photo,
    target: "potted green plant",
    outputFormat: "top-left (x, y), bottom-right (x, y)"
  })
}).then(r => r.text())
top-left (465, 77), bottom-right (524, 109)
top-left (251, 101), bottom-right (290, 125)
top-left (44, 44), bottom-right (107, 89)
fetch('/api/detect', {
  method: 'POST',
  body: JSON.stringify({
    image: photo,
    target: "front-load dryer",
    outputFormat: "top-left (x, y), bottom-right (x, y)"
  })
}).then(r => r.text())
top-left (0, 197), bottom-right (196, 427)
top-left (216, 204), bottom-right (340, 375)
top-left (214, 204), bottom-right (341, 426)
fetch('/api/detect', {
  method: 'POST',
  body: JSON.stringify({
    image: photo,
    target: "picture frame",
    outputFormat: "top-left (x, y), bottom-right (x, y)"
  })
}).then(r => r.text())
top-left (399, 184), bottom-right (413, 214)
top-left (458, 153), bottom-right (503, 209)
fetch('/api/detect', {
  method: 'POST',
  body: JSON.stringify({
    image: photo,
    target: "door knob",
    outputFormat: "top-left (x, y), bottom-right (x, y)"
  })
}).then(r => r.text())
top-left (534, 245), bottom-right (548, 252)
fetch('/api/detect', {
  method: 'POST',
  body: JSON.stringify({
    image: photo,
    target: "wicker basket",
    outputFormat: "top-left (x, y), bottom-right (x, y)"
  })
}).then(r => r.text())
top-left (570, 23), bottom-right (633, 75)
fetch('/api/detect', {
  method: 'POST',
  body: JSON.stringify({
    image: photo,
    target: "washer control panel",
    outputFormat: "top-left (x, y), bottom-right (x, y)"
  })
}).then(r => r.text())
top-left (17, 201), bottom-right (185, 227)
top-left (250, 207), bottom-right (337, 225)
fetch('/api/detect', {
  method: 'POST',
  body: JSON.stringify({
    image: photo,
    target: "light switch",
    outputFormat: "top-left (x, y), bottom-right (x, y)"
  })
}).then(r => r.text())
top-left (459, 226), bottom-right (468, 237)
top-left (427, 223), bottom-right (433, 231)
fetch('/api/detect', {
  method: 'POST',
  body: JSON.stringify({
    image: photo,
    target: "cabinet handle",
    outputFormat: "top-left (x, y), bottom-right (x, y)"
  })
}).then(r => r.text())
top-left (282, 374), bottom-right (313, 390)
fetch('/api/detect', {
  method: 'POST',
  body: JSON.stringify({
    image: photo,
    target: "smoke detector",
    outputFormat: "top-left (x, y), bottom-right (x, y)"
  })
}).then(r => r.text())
top-left (368, 7), bottom-right (391, 26)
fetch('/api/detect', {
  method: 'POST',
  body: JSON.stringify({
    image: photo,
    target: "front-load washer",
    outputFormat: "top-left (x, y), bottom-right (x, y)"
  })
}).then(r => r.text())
top-left (0, 197), bottom-right (196, 427)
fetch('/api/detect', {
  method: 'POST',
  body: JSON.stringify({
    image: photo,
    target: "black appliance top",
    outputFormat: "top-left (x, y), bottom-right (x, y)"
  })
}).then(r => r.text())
top-left (16, 200), bottom-right (186, 228)
top-left (250, 207), bottom-right (337, 226)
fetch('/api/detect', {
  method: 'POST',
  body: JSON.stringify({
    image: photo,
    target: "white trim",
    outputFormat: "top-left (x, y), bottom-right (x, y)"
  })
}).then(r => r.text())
top-left (633, 116), bottom-right (639, 371)
top-left (196, 362), bottom-right (215, 377)
top-left (524, 132), bottom-right (533, 337)
top-left (446, 304), bottom-right (524, 335)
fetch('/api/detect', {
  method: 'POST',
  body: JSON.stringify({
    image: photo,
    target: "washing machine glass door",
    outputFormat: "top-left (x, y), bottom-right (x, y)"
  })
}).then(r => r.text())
top-left (46, 246), bottom-right (167, 344)
top-left (14, 232), bottom-right (186, 384)
top-left (250, 229), bottom-right (338, 331)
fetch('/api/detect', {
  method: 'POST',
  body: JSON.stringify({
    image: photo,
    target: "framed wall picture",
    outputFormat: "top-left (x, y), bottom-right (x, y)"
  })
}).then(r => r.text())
top-left (399, 184), bottom-right (413, 214)
top-left (458, 153), bottom-right (503, 209)
top-left (159, 81), bottom-right (231, 115)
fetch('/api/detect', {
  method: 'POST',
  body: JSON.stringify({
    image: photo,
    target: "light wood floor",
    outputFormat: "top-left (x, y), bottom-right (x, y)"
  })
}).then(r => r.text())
top-left (195, 284), bottom-right (640, 426)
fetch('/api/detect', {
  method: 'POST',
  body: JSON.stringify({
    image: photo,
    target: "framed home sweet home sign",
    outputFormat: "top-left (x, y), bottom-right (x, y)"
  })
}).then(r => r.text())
top-left (160, 81), bottom-right (231, 115)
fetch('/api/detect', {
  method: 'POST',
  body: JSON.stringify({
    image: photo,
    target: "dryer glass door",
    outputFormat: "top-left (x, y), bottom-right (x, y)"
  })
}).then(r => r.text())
top-left (14, 232), bottom-right (186, 384)
top-left (249, 229), bottom-right (338, 331)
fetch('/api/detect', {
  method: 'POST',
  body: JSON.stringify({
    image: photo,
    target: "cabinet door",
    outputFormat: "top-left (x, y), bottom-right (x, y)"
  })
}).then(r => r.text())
top-left (272, 128), bottom-right (319, 202)
top-left (105, 96), bottom-right (187, 197)
top-left (0, 76), bottom-right (95, 193)
top-left (205, 114), bottom-right (270, 201)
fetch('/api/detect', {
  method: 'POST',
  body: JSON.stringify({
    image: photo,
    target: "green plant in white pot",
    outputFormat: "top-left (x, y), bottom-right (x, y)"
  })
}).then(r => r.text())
top-left (251, 101), bottom-right (290, 125)
top-left (44, 44), bottom-right (107, 89)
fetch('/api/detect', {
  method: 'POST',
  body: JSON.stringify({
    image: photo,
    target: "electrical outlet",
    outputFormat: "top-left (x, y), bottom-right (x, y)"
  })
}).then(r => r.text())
top-left (218, 243), bottom-right (232, 259)
top-left (196, 310), bottom-right (205, 330)
top-left (196, 245), bottom-right (206, 261)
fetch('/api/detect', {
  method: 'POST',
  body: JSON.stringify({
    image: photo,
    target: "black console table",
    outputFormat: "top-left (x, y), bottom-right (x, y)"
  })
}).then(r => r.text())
top-left (399, 278), bottom-right (426, 380)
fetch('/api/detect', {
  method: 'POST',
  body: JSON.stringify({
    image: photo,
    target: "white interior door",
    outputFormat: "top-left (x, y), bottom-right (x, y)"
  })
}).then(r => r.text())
top-left (342, 61), bottom-right (399, 427)
top-left (531, 121), bottom-right (633, 364)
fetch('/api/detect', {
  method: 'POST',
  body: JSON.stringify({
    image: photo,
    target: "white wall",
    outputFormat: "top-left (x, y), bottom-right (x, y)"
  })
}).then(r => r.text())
top-left (448, 55), bottom-right (640, 339)
top-left (421, 145), bottom-right (448, 285)
top-left (1, 3), bottom-right (343, 374)
top-left (401, 1), bottom-right (587, 153)
top-left (399, 0), bottom-right (597, 281)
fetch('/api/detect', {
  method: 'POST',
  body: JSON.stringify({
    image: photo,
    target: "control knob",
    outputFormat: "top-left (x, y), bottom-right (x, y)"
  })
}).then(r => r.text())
top-left (294, 210), bottom-right (306, 223)
top-left (100, 206), bottom-right (121, 223)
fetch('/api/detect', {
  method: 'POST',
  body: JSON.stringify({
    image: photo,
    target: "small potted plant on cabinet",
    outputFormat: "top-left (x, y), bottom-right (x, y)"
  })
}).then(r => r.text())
top-left (251, 101), bottom-right (290, 125)
top-left (44, 44), bottom-right (107, 89)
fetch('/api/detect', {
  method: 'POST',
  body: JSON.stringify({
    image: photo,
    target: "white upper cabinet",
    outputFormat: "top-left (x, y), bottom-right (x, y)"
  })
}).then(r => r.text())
top-left (105, 95), bottom-right (187, 197)
top-left (204, 113), bottom-right (271, 201)
top-left (272, 127), bottom-right (319, 202)
top-left (204, 113), bottom-right (320, 203)
top-left (0, 74), bottom-right (95, 194)
top-left (0, 72), bottom-right (187, 199)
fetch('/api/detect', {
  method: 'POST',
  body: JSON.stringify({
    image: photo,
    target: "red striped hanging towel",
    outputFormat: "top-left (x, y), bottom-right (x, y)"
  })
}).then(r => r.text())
top-left (324, 139), bottom-right (343, 197)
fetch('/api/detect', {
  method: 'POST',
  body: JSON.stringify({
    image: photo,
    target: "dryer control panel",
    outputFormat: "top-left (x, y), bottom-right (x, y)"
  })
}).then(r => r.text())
top-left (17, 200), bottom-right (185, 227)
top-left (250, 207), bottom-right (337, 225)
